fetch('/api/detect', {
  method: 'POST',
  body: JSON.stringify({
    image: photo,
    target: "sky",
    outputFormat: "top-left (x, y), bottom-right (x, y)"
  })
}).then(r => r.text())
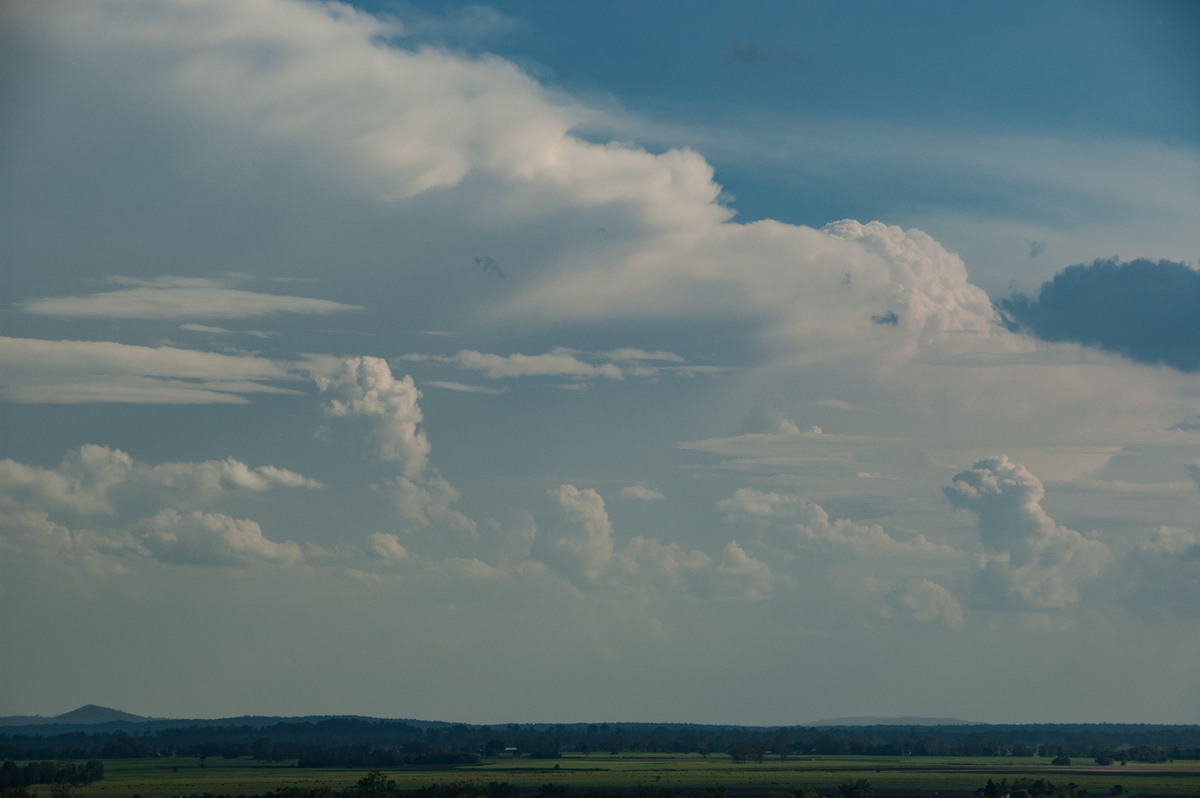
top-left (1, 0), bottom-right (1199, 726)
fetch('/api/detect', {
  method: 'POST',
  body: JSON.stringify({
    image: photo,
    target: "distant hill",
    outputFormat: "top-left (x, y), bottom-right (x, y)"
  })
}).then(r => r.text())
top-left (807, 715), bottom-right (979, 726)
top-left (0, 704), bottom-right (151, 726)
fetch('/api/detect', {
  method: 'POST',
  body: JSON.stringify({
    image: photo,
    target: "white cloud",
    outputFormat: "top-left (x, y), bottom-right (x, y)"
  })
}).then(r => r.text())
top-left (179, 324), bottom-right (273, 339)
top-left (944, 456), bottom-right (1112, 609)
top-left (720, 487), bottom-right (955, 557)
top-left (602, 348), bottom-right (685, 363)
top-left (719, 487), bottom-right (813, 521)
top-left (5, 0), bottom-right (1200, 723)
top-left (611, 536), bottom-right (771, 602)
top-left (0, 446), bottom-right (311, 571)
top-left (22, 278), bottom-right (362, 320)
top-left (0, 508), bottom-right (133, 574)
top-left (795, 506), bottom-right (955, 557)
top-left (135, 508), bottom-right (302, 566)
top-left (497, 219), bottom-right (1000, 369)
top-left (707, 540), bottom-right (772, 600)
top-left (424, 381), bottom-right (507, 395)
top-left (1122, 526), bottom-right (1200, 620)
top-left (886, 579), bottom-right (964, 630)
top-left (401, 349), bottom-right (623, 381)
top-left (537, 484), bottom-right (615, 583)
top-left (0, 337), bottom-right (301, 404)
top-left (620, 485), bottom-right (665, 501)
top-left (317, 356), bottom-right (475, 541)
top-left (318, 356), bottom-right (430, 475)
top-left (0, 444), bottom-right (320, 516)
top-left (367, 532), bottom-right (410, 561)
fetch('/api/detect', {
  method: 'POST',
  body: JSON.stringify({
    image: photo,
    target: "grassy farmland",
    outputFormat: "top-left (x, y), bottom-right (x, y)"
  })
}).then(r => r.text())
top-left (36, 752), bottom-right (1200, 798)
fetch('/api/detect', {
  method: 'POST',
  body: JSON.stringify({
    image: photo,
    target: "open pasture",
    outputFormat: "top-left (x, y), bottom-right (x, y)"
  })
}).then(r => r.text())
top-left (47, 753), bottom-right (1200, 798)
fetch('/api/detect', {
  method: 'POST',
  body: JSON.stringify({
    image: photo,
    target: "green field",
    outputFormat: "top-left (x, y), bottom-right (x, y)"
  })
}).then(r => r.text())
top-left (27, 753), bottom-right (1200, 798)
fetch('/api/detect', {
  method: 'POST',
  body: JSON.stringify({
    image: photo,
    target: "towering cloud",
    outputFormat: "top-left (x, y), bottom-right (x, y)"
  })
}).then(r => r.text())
top-left (537, 484), bottom-right (616, 583)
top-left (319, 357), bottom-right (431, 476)
top-left (944, 457), bottom-right (1111, 609)
top-left (317, 356), bottom-right (474, 538)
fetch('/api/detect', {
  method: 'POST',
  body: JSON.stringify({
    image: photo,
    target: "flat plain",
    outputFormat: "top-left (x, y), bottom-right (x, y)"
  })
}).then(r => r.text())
top-left (49, 752), bottom-right (1200, 798)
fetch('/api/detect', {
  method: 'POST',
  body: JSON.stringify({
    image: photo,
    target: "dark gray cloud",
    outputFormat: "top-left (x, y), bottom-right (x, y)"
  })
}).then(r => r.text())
top-left (724, 40), bottom-right (769, 67)
top-left (871, 311), bottom-right (899, 326)
top-left (722, 39), bottom-right (808, 69)
top-left (474, 255), bottom-right (506, 279)
top-left (999, 258), bottom-right (1200, 371)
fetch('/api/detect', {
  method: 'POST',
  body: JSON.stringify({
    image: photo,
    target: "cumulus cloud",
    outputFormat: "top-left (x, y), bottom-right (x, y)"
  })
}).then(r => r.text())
top-left (0, 446), bottom-right (310, 570)
top-left (0, 444), bottom-right (320, 516)
top-left (318, 356), bottom-right (431, 475)
top-left (0, 337), bottom-right (302, 404)
top-left (720, 488), bottom-right (955, 556)
top-left (22, 276), bottom-right (362, 320)
top-left (886, 579), bottom-right (965, 630)
top-left (135, 508), bottom-right (302, 566)
top-left (1121, 526), bottom-right (1200, 620)
top-left (537, 484), bottom-right (616, 583)
top-left (317, 356), bottom-right (475, 539)
top-left (0, 507), bottom-right (148, 577)
top-left (520, 486), bottom-right (770, 599)
top-left (367, 532), bottom-right (410, 561)
top-left (1000, 258), bottom-right (1200, 371)
top-left (944, 456), bottom-right (1111, 609)
top-left (609, 533), bottom-right (771, 601)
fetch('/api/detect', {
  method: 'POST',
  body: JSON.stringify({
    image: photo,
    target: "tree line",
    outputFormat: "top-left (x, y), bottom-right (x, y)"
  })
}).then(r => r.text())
top-left (1, 720), bottom-right (1198, 765)
top-left (0, 759), bottom-right (103, 792)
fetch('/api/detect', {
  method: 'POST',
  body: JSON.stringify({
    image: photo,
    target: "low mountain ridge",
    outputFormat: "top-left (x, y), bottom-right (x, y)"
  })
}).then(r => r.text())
top-left (808, 715), bottom-right (980, 726)
top-left (0, 704), bottom-right (151, 726)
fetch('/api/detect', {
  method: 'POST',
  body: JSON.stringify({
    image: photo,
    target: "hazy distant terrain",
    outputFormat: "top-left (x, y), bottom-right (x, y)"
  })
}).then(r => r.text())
top-left (805, 716), bottom-right (979, 727)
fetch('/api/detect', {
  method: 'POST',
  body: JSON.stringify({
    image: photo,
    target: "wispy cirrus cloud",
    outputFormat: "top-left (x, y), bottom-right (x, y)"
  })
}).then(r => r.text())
top-left (21, 276), bottom-right (362, 321)
top-left (398, 347), bottom-right (698, 383)
top-left (0, 337), bottom-right (303, 404)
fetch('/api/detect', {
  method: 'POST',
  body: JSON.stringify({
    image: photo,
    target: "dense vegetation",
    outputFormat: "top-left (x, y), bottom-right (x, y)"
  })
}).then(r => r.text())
top-left (3, 719), bottom-right (1199, 766)
top-left (0, 759), bottom-right (103, 791)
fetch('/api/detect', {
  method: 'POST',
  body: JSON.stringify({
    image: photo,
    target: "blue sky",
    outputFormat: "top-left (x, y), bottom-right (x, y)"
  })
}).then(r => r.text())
top-left (1, 0), bottom-right (1199, 725)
